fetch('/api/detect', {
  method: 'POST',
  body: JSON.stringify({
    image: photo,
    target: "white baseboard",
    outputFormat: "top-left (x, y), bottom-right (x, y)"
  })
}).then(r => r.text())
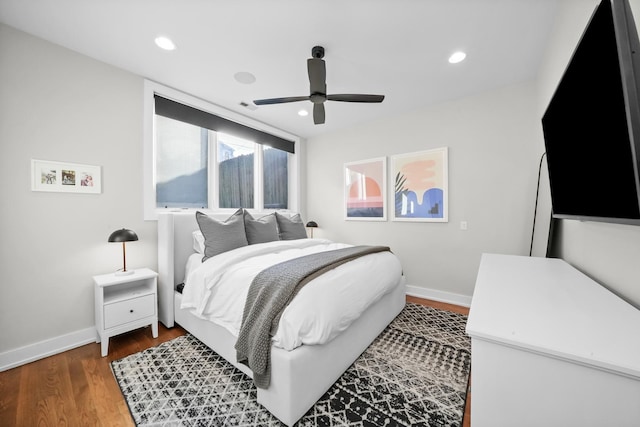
top-left (0, 327), bottom-right (97, 372)
top-left (1, 286), bottom-right (471, 372)
top-left (406, 284), bottom-right (472, 308)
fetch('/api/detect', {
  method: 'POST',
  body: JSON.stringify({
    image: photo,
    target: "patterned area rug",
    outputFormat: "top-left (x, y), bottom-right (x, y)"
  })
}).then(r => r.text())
top-left (111, 303), bottom-right (471, 426)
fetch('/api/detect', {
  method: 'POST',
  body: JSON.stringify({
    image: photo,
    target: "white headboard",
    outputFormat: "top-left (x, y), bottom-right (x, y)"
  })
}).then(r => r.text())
top-left (156, 210), bottom-right (296, 327)
top-left (157, 211), bottom-right (201, 327)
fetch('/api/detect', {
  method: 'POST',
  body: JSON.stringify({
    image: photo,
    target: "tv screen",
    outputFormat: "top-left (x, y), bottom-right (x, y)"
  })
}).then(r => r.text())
top-left (542, 0), bottom-right (640, 225)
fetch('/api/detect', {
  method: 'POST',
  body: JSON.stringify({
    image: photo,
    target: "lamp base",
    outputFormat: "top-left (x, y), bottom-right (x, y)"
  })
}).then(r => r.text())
top-left (115, 269), bottom-right (135, 276)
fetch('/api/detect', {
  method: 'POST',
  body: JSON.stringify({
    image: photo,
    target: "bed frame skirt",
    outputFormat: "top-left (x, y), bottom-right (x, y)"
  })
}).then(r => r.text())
top-left (175, 279), bottom-right (405, 426)
top-left (158, 211), bottom-right (406, 426)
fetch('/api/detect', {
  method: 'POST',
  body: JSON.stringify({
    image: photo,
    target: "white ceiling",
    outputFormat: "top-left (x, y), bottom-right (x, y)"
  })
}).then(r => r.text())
top-left (0, 0), bottom-right (560, 139)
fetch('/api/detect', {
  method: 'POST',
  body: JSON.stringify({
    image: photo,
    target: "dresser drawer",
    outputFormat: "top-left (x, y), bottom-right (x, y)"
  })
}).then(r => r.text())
top-left (104, 294), bottom-right (155, 329)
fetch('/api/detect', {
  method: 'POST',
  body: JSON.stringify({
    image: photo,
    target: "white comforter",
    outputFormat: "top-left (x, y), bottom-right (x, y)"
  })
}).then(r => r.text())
top-left (180, 238), bottom-right (403, 350)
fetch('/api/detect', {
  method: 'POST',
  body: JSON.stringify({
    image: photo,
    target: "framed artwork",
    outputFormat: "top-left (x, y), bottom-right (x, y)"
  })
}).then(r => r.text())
top-left (391, 147), bottom-right (448, 222)
top-left (31, 159), bottom-right (102, 194)
top-left (344, 157), bottom-right (387, 221)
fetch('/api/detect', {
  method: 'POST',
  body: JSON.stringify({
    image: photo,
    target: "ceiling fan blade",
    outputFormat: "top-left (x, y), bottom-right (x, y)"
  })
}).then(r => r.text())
top-left (253, 96), bottom-right (309, 105)
top-left (307, 58), bottom-right (326, 94)
top-left (327, 94), bottom-right (385, 103)
top-left (313, 103), bottom-right (325, 125)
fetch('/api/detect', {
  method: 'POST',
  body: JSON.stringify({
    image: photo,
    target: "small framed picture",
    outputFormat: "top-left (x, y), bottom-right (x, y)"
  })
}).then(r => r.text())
top-left (31, 159), bottom-right (102, 194)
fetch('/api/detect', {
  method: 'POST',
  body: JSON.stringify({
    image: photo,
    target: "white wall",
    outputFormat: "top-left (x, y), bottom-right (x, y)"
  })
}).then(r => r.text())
top-left (6, 0), bottom-right (640, 368)
top-left (0, 24), bottom-right (156, 358)
top-left (536, 0), bottom-right (640, 308)
top-left (306, 82), bottom-right (543, 300)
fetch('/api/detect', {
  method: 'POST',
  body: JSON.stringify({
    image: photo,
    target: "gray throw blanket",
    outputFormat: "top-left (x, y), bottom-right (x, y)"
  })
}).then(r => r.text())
top-left (235, 245), bottom-right (391, 388)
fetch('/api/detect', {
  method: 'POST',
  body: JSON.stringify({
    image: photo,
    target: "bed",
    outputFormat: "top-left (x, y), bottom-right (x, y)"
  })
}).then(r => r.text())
top-left (157, 210), bottom-right (406, 426)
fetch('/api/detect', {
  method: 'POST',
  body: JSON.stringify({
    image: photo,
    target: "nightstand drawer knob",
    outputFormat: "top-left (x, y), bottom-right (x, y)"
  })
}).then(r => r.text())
top-left (130, 309), bottom-right (134, 313)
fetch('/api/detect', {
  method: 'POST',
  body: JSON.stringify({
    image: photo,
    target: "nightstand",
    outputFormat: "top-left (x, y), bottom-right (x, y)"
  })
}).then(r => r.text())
top-left (93, 268), bottom-right (159, 357)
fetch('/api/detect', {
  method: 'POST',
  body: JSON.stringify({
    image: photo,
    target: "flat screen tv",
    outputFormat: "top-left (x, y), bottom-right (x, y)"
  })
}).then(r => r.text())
top-left (542, 0), bottom-right (640, 225)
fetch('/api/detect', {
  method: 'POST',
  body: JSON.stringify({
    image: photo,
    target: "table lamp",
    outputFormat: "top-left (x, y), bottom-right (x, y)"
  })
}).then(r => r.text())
top-left (305, 221), bottom-right (318, 238)
top-left (108, 228), bottom-right (138, 275)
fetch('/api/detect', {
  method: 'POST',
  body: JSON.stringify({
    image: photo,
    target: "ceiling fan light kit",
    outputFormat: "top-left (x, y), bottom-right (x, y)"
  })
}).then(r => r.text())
top-left (253, 46), bottom-right (385, 125)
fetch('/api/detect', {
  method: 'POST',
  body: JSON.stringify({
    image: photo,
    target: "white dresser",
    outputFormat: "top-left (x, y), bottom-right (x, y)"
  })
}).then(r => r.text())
top-left (466, 253), bottom-right (640, 427)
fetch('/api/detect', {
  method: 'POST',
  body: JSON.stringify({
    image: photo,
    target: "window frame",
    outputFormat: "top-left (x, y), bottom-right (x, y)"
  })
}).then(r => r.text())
top-left (143, 80), bottom-right (301, 220)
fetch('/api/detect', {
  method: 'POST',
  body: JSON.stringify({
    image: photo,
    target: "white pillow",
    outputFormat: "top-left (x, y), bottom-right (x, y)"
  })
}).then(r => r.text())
top-left (193, 230), bottom-right (205, 254)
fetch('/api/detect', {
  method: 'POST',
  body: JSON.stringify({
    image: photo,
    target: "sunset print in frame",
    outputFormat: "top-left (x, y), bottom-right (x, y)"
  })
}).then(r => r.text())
top-left (344, 157), bottom-right (387, 221)
top-left (391, 147), bottom-right (448, 222)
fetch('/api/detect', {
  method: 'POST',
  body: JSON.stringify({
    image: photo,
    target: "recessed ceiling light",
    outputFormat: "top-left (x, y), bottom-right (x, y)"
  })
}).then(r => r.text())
top-left (234, 71), bottom-right (256, 84)
top-left (449, 51), bottom-right (466, 64)
top-left (155, 36), bottom-right (176, 51)
top-left (298, 109), bottom-right (309, 117)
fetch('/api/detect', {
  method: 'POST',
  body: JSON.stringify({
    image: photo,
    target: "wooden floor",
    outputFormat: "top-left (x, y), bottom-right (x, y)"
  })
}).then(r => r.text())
top-left (0, 297), bottom-right (471, 427)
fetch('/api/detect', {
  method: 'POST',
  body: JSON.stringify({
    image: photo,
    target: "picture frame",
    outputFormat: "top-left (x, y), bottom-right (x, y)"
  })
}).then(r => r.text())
top-left (344, 157), bottom-right (387, 221)
top-left (31, 159), bottom-right (102, 194)
top-left (391, 147), bottom-right (448, 222)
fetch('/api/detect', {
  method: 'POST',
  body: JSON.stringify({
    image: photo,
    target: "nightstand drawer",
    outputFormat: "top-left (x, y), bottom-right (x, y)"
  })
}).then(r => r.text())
top-left (104, 294), bottom-right (155, 329)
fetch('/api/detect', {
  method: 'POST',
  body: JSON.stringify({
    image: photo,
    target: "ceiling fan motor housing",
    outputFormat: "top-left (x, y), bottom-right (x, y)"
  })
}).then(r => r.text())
top-left (310, 93), bottom-right (326, 103)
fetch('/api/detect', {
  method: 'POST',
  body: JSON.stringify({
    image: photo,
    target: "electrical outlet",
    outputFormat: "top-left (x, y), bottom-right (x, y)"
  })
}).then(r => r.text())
top-left (460, 221), bottom-right (468, 230)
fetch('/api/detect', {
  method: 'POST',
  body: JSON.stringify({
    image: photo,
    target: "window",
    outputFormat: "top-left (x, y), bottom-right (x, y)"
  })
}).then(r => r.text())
top-left (144, 81), bottom-right (299, 219)
top-left (217, 133), bottom-right (255, 209)
top-left (263, 147), bottom-right (288, 209)
top-left (155, 116), bottom-right (209, 209)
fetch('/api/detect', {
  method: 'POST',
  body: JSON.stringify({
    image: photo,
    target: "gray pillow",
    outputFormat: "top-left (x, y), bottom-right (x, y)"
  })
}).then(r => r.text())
top-left (196, 209), bottom-right (248, 261)
top-left (275, 212), bottom-right (308, 240)
top-left (244, 211), bottom-right (279, 244)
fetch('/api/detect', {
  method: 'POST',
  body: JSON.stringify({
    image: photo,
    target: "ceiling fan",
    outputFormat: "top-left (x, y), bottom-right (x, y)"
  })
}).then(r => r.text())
top-left (253, 46), bottom-right (385, 125)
